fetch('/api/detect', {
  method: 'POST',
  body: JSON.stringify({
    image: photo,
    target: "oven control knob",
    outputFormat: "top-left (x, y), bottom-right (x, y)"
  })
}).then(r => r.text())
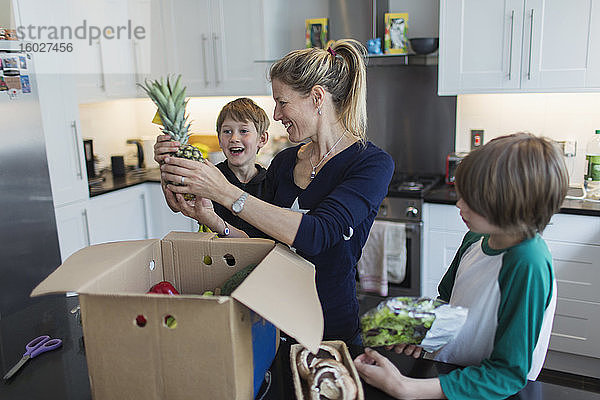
top-left (406, 206), bottom-right (419, 217)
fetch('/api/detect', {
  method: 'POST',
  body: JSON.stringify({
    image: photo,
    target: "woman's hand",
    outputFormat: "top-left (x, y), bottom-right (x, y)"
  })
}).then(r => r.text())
top-left (154, 134), bottom-right (179, 164)
top-left (161, 156), bottom-right (234, 204)
top-left (385, 344), bottom-right (424, 359)
top-left (353, 348), bottom-right (407, 399)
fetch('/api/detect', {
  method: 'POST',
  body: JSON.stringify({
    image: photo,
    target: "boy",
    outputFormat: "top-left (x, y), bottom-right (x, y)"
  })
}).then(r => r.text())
top-left (354, 133), bottom-right (569, 399)
top-left (154, 97), bottom-right (270, 238)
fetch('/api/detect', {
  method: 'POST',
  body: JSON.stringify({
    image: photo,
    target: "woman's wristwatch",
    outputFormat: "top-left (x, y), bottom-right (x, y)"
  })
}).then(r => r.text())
top-left (231, 192), bottom-right (248, 215)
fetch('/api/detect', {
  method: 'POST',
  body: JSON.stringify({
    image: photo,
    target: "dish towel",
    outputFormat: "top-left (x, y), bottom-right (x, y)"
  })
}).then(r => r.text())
top-left (357, 220), bottom-right (407, 296)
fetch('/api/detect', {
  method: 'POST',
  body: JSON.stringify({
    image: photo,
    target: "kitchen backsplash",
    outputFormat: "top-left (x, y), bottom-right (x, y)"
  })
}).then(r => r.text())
top-left (456, 93), bottom-right (600, 185)
top-left (78, 96), bottom-right (289, 171)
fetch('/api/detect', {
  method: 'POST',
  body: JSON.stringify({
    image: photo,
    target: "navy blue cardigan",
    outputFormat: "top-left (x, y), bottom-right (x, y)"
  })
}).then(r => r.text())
top-left (265, 142), bottom-right (394, 342)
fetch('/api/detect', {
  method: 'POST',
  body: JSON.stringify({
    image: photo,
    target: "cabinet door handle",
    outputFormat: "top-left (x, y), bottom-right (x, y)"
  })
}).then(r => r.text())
top-left (82, 209), bottom-right (91, 246)
top-left (97, 40), bottom-right (106, 91)
top-left (71, 121), bottom-right (83, 180)
top-left (508, 10), bottom-right (515, 80)
top-left (141, 193), bottom-right (150, 239)
top-left (132, 40), bottom-right (141, 86)
top-left (527, 9), bottom-right (534, 80)
top-left (201, 34), bottom-right (209, 86)
top-left (212, 33), bottom-right (220, 85)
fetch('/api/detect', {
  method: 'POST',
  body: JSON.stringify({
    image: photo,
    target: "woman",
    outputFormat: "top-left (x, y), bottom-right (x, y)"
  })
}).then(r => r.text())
top-left (161, 39), bottom-right (394, 344)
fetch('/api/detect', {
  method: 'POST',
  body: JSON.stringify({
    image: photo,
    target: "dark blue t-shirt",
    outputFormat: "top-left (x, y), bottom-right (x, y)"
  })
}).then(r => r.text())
top-left (265, 141), bottom-right (394, 342)
top-left (214, 161), bottom-right (270, 239)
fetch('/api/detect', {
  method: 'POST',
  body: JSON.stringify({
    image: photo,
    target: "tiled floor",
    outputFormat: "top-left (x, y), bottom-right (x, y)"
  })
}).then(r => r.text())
top-left (538, 369), bottom-right (600, 393)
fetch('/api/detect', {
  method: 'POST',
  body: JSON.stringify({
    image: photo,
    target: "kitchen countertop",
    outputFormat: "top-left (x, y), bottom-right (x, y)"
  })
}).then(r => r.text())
top-left (2, 295), bottom-right (599, 400)
top-left (88, 168), bottom-right (162, 197)
top-left (88, 169), bottom-right (600, 217)
top-left (424, 184), bottom-right (600, 217)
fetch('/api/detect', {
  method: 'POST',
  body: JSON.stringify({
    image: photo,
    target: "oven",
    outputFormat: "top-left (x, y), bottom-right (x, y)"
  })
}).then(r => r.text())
top-left (374, 196), bottom-right (422, 297)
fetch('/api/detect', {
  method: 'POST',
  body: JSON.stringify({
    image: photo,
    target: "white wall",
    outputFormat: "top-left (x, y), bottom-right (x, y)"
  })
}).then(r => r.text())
top-left (78, 96), bottom-right (289, 170)
top-left (456, 93), bottom-right (600, 185)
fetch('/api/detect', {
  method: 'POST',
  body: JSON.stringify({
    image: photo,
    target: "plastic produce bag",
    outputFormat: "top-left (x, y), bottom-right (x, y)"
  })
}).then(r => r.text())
top-left (361, 297), bottom-right (468, 352)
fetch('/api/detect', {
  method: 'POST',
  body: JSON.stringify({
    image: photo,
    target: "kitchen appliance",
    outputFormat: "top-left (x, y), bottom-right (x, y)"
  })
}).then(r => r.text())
top-left (111, 155), bottom-right (126, 177)
top-left (83, 139), bottom-right (95, 178)
top-left (0, 46), bottom-right (62, 318)
top-left (126, 138), bottom-right (145, 169)
top-left (368, 174), bottom-right (442, 298)
top-left (445, 152), bottom-right (468, 185)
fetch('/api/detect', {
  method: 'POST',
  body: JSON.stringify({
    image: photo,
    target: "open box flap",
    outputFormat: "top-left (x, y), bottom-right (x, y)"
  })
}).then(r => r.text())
top-left (31, 239), bottom-right (161, 297)
top-left (232, 243), bottom-right (323, 353)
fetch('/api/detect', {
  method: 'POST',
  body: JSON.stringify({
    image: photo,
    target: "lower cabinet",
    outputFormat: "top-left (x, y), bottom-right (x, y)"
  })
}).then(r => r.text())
top-left (53, 183), bottom-right (197, 262)
top-left (422, 203), bottom-right (468, 298)
top-left (54, 201), bottom-right (92, 262)
top-left (423, 202), bottom-right (600, 378)
top-left (86, 185), bottom-right (151, 245)
top-left (145, 183), bottom-right (198, 238)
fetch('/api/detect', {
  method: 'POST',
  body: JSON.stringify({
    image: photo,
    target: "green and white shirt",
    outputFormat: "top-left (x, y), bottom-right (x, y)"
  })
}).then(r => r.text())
top-left (436, 232), bottom-right (556, 400)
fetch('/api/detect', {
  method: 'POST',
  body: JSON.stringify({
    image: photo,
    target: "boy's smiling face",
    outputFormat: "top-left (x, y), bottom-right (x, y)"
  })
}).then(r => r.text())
top-left (218, 117), bottom-right (267, 168)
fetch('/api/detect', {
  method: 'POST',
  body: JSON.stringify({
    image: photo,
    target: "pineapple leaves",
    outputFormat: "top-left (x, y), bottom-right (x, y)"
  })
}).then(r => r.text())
top-left (138, 75), bottom-right (191, 144)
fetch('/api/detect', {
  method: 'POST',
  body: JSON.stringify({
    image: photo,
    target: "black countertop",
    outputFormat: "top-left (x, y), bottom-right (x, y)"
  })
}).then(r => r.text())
top-left (2, 295), bottom-right (599, 400)
top-left (88, 168), bottom-right (162, 197)
top-left (424, 184), bottom-right (600, 217)
top-left (88, 170), bottom-right (600, 217)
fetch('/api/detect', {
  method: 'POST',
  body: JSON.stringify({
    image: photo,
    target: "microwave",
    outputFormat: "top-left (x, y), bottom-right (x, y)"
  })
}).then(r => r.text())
top-left (445, 152), bottom-right (469, 185)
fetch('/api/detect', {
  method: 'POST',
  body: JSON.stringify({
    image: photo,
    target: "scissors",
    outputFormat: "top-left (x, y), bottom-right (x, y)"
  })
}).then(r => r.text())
top-left (3, 335), bottom-right (63, 380)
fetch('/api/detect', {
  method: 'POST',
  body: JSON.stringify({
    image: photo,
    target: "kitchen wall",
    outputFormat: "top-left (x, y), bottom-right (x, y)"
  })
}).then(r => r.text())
top-left (456, 93), bottom-right (600, 185)
top-left (388, 0), bottom-right (439, 38)
top-left (78, 96), bottom-right (289, 170)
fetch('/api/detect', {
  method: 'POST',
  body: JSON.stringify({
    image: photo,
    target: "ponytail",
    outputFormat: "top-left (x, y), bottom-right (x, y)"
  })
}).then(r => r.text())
top-left (269, 39), bottom-right (368, 145)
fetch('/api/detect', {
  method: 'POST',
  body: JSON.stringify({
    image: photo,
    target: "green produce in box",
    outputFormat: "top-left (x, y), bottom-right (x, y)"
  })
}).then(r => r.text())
top-left (361, 297), bottom-right (468, 351)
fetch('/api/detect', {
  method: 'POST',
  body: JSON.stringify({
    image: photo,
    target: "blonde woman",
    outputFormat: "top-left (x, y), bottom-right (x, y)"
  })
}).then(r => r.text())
top-left (161, 39), bottom-right (394, 345)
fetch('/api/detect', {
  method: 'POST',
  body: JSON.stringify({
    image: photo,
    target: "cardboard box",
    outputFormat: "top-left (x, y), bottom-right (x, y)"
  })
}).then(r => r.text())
top-left (32, 232), bottom-right (324, 400)
top-left (290, 340), bottom-right (364, 399)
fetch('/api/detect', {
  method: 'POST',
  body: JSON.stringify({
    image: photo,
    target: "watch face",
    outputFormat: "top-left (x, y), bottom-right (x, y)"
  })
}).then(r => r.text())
top-left (232, 201), bottom-right (242, 213)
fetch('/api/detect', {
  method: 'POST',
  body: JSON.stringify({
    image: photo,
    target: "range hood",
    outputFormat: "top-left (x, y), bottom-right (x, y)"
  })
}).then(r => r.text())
top-left (329, 0), bottom-right (389, 44)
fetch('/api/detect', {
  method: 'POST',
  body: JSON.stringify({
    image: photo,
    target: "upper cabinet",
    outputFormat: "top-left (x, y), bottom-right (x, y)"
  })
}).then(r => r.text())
top-left (159, 0), bottom-right (270, 96)
top-left (439, 0), bottom-right (600, 94)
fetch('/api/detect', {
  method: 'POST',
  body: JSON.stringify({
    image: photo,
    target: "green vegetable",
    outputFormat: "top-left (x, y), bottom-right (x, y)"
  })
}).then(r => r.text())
top-left (220, 264), bottom-right (257, 296)
top-left (361, 297), bottom-right (443, 347)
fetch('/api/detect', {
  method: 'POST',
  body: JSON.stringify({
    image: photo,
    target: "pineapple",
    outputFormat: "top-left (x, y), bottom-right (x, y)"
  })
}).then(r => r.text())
top-left (139, 75), bottom-right (202, 199)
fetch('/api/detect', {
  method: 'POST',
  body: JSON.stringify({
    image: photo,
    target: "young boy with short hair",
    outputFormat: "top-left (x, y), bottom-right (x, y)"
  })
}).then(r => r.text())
top-left (154, 97), bottom-right (270, 238)
top-left (354, 133), bottom-right (569, 399)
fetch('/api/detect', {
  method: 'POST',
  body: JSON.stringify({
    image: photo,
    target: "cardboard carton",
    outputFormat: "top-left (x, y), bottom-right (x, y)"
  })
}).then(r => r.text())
top-left (32, 232), bottom-right (324, 400)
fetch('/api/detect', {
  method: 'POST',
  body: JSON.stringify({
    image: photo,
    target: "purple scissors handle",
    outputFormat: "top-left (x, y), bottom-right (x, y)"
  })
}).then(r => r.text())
top-left (25, 335), bottom-right (63, 358)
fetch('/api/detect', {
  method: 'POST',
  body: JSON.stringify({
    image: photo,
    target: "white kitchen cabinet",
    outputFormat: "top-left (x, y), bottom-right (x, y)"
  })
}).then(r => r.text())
top-left (54, 201), bottom-right (92, 262)
top-left (86, 185), bottom-right (151, 244)
top-left (540, 212), bottom-right (600, 377)
top-left (15, 0), bottom-right (89, 207)
top-left (160, 0), bottom-right (270, 96)
top-left (145, 182), bottom-right (197, 238)
top-left (72, 0), bottom-right (147, 102)
top-left (439, 0), bottom-right (600, 94)
top-left (422, 203), bottom-right (468, 298)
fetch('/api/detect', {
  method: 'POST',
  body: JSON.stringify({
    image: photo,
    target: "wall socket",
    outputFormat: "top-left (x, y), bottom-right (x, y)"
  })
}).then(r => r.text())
top-left (471, 129), bottom-right (484, 150)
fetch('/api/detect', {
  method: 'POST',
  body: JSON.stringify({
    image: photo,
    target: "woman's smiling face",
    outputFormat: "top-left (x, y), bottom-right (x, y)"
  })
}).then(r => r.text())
top-left (271, 79), bottom-right (318, 143)
top-left (218, 117), bottom-right (266, 168)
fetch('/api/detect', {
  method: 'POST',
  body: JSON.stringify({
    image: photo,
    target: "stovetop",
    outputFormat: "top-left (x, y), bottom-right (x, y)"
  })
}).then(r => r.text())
top-left (387, 174), bottom-right (443, 198)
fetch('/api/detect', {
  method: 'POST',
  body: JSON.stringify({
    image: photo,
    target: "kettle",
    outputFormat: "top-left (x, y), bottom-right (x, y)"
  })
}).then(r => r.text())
top-left (126, 139), bottom-right (145, 169)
